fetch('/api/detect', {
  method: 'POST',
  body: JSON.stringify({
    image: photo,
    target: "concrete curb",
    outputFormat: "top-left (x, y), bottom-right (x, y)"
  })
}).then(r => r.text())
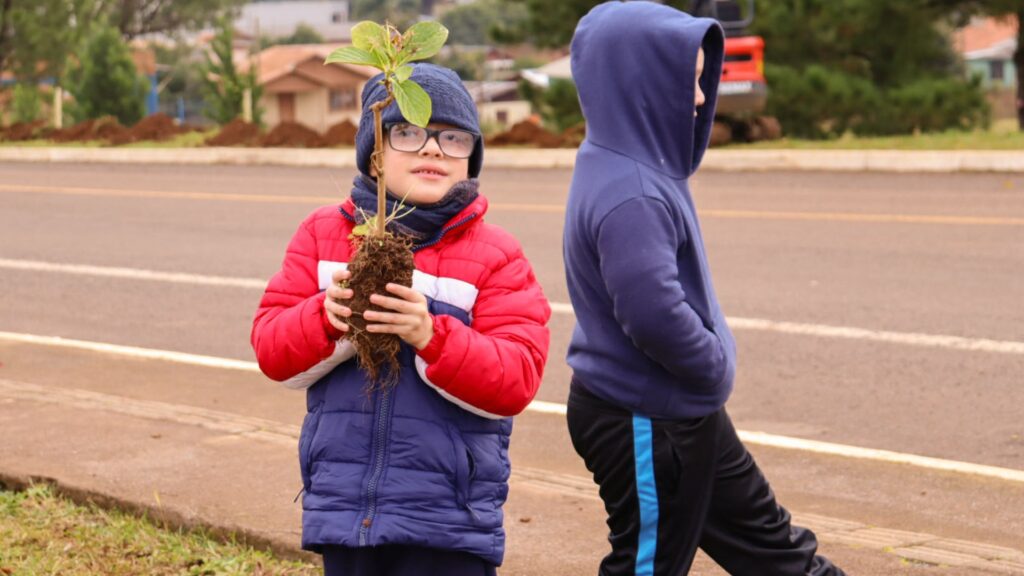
top-left (1, 146), bottom-right (1023, 172)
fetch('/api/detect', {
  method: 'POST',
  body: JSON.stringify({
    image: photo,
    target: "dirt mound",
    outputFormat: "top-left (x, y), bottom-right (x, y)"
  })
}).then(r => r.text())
top-left (323, 119), bottom-right (358, 146)
top-left (259, 121), bottom-right (327, 148)
top-left (2, 120), bottom-right (46, 142)
top-left (205, 119), bottom-right (262, 146)
top-left (96, 120), bottom-right (131, 144)
top-left (560, 123), bottom-right (586, 147)
top-left (486, 120), bottom-right (565, 148)
top-left (49, 117), bottom-right (126, 143)
top-left (120, 113), bottom-right (185, 143)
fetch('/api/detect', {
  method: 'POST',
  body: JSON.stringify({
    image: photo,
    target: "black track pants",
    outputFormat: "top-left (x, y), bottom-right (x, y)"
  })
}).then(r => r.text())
top-left (567, 381), bottom-right (845, 576)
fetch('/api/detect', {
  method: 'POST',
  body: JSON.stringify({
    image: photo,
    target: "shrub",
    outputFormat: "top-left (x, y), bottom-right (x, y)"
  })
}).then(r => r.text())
top-left (12, 84), bottom-right (42, 124)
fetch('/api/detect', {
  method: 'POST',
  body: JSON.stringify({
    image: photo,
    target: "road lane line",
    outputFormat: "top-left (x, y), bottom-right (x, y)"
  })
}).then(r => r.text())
top-left (3, 258), bottom-right (1023, 356)
top-left (728, 317), bottom-right (1024, 355)
top-left (0, 258), bottom-right (266, 289)
top-left (0, 332), bottom-right (258, 372)
top-left (2, 331), bottom-right (1024, 484)
top-left (5, 183), bottom-right (1024, 224)
top-left (703, 209), bottom-right (1024, 226)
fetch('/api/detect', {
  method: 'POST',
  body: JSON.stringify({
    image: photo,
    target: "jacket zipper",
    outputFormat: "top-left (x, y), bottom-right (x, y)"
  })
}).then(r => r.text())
top-left (359, 388), bottom-right (391, 545)
top-left (413, 213), bottom-right (478, 252)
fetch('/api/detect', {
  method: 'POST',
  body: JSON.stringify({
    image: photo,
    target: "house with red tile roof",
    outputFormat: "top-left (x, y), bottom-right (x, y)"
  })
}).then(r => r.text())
top-left (953, 16), bottom-right (1018, 119)
top-left (237, 43), bottom-right (377, 132)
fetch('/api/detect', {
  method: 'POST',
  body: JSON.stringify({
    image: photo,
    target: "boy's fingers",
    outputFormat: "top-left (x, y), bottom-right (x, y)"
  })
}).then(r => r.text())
top-left (327, 286), bottom-right (353, 299)
top-left (325, 299), bottom-right (352, 317)
top-left (363, 310), bottom-right (404, 325)
top-left (385, 283), bottom-right (424, 302)
top-left (331, 269), bottom-right (351, 282)
top-left (369, 293), bottom-right (416, 313)
top-left (365, 322), bottom-right (408, 335)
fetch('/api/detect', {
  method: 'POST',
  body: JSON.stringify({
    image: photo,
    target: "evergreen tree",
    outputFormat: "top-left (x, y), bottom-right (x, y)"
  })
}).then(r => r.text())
top-left (67, 24), bottom-right (146, 125)
top-left (201, 18), bottom-right (263, 125)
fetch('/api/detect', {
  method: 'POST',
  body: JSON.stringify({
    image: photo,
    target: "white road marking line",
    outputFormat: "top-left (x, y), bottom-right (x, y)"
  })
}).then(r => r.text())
top-left (3, 258), bottom-right (1023, 355)
top-left (728, 317), bottom-right (1024, 355)
top-left (2, 330), bottom-right (1024, 484)
top-left (0, 258), bottom-right (266, 289)
top-left (0, 331), bottom-right (258, 372)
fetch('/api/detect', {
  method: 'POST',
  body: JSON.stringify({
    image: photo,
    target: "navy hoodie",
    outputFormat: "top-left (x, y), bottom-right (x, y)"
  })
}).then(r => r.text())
top-left (564, 1), bottom-right (735, 419)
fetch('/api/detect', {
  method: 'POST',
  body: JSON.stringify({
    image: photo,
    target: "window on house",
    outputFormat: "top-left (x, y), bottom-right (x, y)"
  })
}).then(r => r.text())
top-left (332, 12), bottom-right (343, 23)
top-left (989, 60), bottom-right (1005, 84)
top-left (496, 110), bottom-right (508, 125)
top-left (330, 88), bottom-right (356, 110)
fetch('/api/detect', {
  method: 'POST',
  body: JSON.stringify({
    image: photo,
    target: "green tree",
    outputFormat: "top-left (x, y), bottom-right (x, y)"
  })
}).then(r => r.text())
top-left (11, 83), bottom-right (41, 123)
top-left (440, 0), bottom-right (528, 45)
top-left (66, 24), bottom-right (147, 124)
top-left (3, 0), bottom-right (100, 83)
top-left (201, 18), bottom-right (262, 125)
top-left (104, 0), bottom-right (247, 39)
top-left (258, 23), bottom-right (326, 49)
top-left (0, 0), bottom-right (14, 74)
top-left (350, 0), bottom-right (420, 31)
top-left (518, 78), bottom-right (583, 133)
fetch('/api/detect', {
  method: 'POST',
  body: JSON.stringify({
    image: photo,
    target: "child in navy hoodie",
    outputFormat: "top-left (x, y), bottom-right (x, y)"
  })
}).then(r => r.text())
top-left (253, 64), bottom-right (550, 576)
top-left (563, 3), bottom-right (845, 575)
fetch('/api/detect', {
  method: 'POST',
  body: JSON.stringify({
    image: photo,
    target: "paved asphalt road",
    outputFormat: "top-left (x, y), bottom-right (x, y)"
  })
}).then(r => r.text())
top-left (1, 161), bottom-right (1023, 569)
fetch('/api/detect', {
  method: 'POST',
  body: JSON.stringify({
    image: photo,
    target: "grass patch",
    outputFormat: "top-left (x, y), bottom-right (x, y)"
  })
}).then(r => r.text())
top-left (0, 131), bottom-right (211, 149)
top-left (0, 484), bottom-right (319, 575)
top-left (730, 119), bottom-right (1024, 150)
top-left (119, 130), bottom-right (212, 149)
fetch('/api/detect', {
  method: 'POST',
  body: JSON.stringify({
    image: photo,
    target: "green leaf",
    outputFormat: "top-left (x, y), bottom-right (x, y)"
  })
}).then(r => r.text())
top-left (350, 223), bottom-right (370, 237)
top-left (324, 46), bottom-right (382, 69)
top-left (350, 21), bottom-right (385, 52)
top-left (398, 21), bottom-right (449, 63)
top-left (393, 64), bottom-right (413, 83)
top-left (393, 79), bottom-right (432, 128)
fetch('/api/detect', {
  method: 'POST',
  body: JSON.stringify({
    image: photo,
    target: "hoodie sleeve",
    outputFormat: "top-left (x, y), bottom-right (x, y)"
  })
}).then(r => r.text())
top-left (413, 244), bottom-right (551, 419)
top-left (251, 214), bottom-right (355, 387)
top-left (595, 196), bottom-right (729, 388)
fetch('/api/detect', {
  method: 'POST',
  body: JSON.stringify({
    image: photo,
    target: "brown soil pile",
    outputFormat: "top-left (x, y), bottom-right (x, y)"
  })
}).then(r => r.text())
top-left (205, 118), bottom-right (262, 146)
top-left (2, 120), bottom-right (46, 141)
top-left (561, 123), bottom-right (586, 147)
top-left (48, 116), bottom-right (126, 143)
top-left (95, 119), bottom-right (129, 143)
top-left (323, 119), bottom-right (358, 146)
top-left (259, 121), bottom-right (327, 148)
top-left (117, 113), bottom-right (186, 144)
top-left (486, 120), bottom-right (565, 148)
top-left (345, 233), bottom-right (415, 389)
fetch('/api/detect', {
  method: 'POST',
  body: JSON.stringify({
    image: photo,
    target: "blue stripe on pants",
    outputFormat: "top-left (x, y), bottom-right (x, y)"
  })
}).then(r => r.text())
top-left (632, 415), bottom-right (658, 576)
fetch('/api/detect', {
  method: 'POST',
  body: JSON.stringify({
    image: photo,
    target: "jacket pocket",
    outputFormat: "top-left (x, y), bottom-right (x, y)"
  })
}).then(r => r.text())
top-left (299, 402), bottom-right (324, 491)
top-left (447, 424), bottom-right (479, 522)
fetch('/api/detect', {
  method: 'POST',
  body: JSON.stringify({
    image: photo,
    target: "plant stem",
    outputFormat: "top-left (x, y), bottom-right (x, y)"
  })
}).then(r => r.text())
top-left (371, 101), bottom-right (386, 237)
top-left (370, 95), bottom-right (395, 238)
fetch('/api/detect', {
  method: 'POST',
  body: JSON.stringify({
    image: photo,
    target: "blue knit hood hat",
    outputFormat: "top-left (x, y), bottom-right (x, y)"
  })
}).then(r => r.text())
top-left (356, 63), bottom-right (483, 178)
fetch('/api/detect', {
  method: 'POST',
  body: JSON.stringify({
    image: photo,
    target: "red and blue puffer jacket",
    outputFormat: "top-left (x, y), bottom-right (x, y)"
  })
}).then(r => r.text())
top-left (251, 193), bottom-right (551, 565)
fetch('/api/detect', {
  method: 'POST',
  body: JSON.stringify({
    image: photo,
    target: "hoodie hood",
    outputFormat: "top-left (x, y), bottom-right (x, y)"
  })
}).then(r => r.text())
top-left (571, 1), bottom-right (724, 178)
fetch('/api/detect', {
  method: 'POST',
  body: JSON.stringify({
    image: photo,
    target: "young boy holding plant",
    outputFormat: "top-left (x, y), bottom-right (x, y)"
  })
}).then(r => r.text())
top-left (562, 2), bottom-right (845, 575)
top-left (252, 63), bottom-right (551, 576)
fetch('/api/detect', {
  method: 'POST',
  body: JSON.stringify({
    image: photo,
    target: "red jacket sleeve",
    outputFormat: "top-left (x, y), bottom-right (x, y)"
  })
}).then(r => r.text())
top-left (416, 247), bottom-right (551, 418)
top-left (251, 214), bottom-right (344, 382)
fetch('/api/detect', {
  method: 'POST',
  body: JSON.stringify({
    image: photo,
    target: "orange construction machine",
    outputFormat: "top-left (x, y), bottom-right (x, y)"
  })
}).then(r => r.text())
top-left (689, 0), bottom-right (780, 143)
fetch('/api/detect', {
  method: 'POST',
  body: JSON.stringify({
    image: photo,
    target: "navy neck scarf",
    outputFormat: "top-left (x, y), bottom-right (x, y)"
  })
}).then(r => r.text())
top-left (350, 174), bottom-right (479, 242)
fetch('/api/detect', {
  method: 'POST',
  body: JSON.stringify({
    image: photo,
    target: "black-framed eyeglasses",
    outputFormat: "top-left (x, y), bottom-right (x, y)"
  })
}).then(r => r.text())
top-left (385, 122), bottom-right (479, 159)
